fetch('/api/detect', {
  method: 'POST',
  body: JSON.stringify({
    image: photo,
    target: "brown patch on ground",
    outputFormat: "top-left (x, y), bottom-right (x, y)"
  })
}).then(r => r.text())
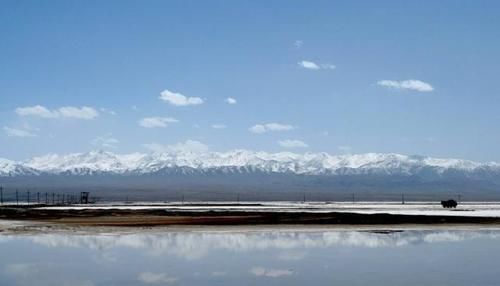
top-left (2, 206), bottom-right (500, 227)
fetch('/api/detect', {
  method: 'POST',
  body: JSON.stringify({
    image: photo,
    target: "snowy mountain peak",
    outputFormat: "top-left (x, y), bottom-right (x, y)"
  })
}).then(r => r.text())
top-left (0, 150), bottom-right (498, 177)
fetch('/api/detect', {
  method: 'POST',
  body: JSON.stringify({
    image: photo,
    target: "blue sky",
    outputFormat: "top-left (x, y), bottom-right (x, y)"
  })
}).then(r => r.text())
top-left (1, 0), bottom-right (500, 161)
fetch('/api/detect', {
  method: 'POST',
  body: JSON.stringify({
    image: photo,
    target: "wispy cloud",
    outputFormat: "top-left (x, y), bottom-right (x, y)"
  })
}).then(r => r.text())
top-left (143, 140), bottom-right (209, 153)
top-left (249, 123), bottom-right (294, 134)
top-left (278, 139), bottom-right (308, 149)
top-left (298, 60), bottom-right (335, 70)
top-left (159, 89), bottom-right (204, 106)
top-left (139, 117), bottom-right (178, 128)
top-left (100, 107), bottom-right (116, 115)
top-left (15, 105), bottom-right (99, 120)
top-left (211, 124), bottom-right (227, 129)
top-left (91, 135), bottom-right (119, 149)
top-left (250, 267), bottom-right (294, 278)
top-left (225, 97), bottom-right (237, 104)
top-left (15, 105), bottom-right (58, 118)
top-left (3, 126), bottom-right (36, 137)
top-left (58, 106), bottom-right (99, 119)
top-left (138, 272), bottom-right (177, 284)
top-left (377, 79), bottom-right (434, 92)
top-left (293, 40), bottom-right (303, 49)
top-left (338, 145), bottom-right (352, 154)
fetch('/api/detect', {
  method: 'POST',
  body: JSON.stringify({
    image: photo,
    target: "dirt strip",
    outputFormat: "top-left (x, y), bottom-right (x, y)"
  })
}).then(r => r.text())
top-left (2, 206), bottom-right (500, 226)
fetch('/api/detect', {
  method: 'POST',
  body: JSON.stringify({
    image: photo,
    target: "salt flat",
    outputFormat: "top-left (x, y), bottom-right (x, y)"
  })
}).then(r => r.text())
top-left (33, 201), bottom-right (500, 217)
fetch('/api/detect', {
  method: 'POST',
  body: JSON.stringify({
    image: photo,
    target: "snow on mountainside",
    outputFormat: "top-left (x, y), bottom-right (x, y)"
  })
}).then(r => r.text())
top-left (0, 158), bottom-right (39, 177)
top-left (0, 150), bottom-right (498, 177)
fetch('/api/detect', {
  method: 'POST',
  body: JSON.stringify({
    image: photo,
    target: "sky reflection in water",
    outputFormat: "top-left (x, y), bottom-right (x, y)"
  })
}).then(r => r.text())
top-left (1, 229), bottom-right (500, 286)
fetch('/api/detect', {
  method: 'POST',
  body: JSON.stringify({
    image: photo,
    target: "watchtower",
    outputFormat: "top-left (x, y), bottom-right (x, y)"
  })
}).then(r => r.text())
top-left (80, 192), bottom-right (90, 204)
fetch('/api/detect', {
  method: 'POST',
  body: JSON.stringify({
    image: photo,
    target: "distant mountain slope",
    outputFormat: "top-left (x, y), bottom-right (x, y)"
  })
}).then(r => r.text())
top-left (0, 150), bottom-right (497, 177)
top-left (1, 151), bottom-right (500, 200)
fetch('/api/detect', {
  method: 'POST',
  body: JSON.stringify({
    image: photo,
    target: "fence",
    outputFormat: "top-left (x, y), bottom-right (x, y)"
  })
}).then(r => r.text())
top-left (0, 185), bottom-right (466, 206)
top-left (0, 186), bottom-right (96, 206)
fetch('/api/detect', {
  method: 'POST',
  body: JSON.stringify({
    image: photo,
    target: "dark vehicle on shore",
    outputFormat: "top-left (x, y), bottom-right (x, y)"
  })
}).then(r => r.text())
top-left (441, 200), bottom-right (458, 208)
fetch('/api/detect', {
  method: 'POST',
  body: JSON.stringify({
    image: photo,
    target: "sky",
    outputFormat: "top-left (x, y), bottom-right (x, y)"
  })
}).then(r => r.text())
top-left (1, 0), bottom-right (500, 162)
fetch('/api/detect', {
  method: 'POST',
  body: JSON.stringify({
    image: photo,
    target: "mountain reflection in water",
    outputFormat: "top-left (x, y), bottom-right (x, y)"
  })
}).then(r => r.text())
top-left (1, 229), bottom-right (500, 286)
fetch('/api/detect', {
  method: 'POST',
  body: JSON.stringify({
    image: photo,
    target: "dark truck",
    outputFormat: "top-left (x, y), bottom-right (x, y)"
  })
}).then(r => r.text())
top-left (441, 199), bottom-right (458, 208)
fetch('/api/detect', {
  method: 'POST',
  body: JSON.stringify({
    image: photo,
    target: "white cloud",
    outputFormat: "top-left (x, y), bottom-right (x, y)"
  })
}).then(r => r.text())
top-left (143, 140), bottom-right (209, 153)
top-left (294, 40), bottom-right (303, 49)
top-left (15, 105), bottom-right (58, 118)
top-left (298, 60), bottom-right (320, 70)
top-left (91, 135), bottom-right (119, 149)
top-left (278, 139), bottom-right (308, 149)
top-left (225, 97), bottom-right (237, 104)
top-left (139, 117), bottom-right (178, 128)
top-left (3, 126), bottom-right (36, 137)
top-left (249, 124), bottom-right (266, 134)
top-left (159, 89), bottom-right (204, 106)
top-left (58, 106), bottom-right (99, 119)
top-left (377, 79), bottom-right (434, 92)
top-left (138, 272), bottom-right (177, 284)
top-left (211, 124), bottom-right (227, 129)
top-left (15, 105), bottom-right (99, 120)
top-left (298, 60), bottom-right (335, 70)
top-left (250, 267), bottom-right (294, 278)
top-left (249, 123), bottom-right (294, 134)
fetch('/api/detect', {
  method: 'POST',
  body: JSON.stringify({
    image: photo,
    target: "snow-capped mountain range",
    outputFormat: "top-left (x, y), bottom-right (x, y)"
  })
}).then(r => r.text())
top-left (1, 150), bottom-right (499, 178)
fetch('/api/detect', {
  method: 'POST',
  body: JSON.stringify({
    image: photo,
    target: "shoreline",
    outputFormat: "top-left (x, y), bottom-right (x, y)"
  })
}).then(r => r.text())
top-left (2, 219), bottom-right (500, 235)
top-left (2, 205), bottom-right (500, 228)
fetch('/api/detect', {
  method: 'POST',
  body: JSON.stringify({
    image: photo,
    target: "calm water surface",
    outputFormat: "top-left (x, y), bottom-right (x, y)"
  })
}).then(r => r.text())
top-left (1, 228), bottom-right (499, 286)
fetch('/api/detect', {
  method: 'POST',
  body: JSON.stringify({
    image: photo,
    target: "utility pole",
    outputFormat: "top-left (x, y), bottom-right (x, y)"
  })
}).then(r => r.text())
top-left (45, 192), bottom-right (48, 205)
top-left (303, 193), bottom-right (306, 203)
top-left (16, 189), bottom-right (19, 206)
top-left (352, 193), bottom-right (355, 204)
top-left (0, 186), bottom-right (3, 205)
top-left (37, 192), bottom-right (40, 204)
top-left (52, 193), bottom-right (55, 205)
top-left (458, 194), bottom-right (462, 203)
top-left (27, 190), bottom-right (30, 205)
top-left (237, 193), bottom-right (240, 203)
top-left (402, 194), bottom-right (405, 205)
